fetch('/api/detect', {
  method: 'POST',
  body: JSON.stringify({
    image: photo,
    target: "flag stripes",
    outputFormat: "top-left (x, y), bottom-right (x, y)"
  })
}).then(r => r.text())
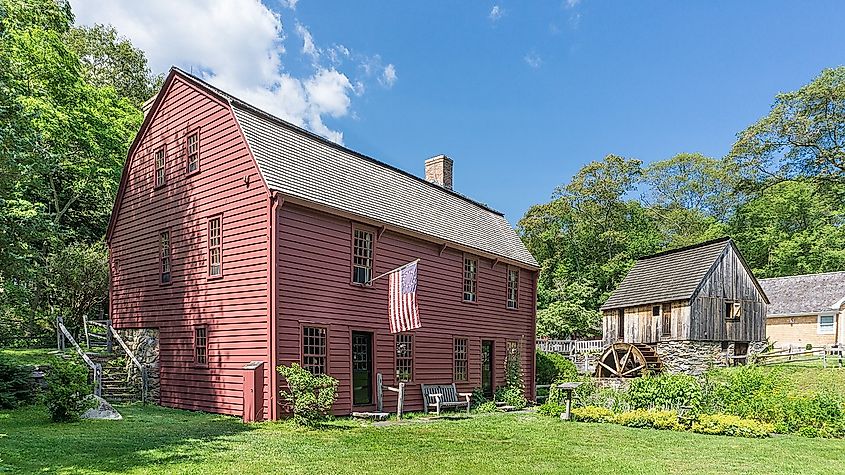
top-left (389, 261), bottom-right (421, 333)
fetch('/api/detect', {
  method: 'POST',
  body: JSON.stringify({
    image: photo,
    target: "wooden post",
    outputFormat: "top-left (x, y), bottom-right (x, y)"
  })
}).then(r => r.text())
top-left (397, 382), bottom-right (405, 420)
top-left (376, 373), bottom-right (383, 413)
top-left (823, 346), bottom-right (827, 369)
top-left (106, 319), bottom-right (113, 353)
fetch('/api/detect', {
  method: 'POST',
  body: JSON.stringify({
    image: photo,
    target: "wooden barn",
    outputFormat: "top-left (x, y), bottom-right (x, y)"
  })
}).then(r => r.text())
top-left (598, 238), bottom-right (769, 376)
top-left (106, 68), bottom-right (539, 420)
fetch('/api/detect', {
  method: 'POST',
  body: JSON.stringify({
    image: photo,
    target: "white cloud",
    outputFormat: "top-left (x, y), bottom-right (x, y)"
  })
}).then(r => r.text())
top-left (524, 52), bottom-right (542, 69)
top-left (489, 5), bottom-right (504, 22)
top-left (70, 0), bottom-right (393, 144)
top-left (565, 0), bottom-right (581, 9)
top-left (296, 22), bottom-right (319, 61)
top-left (380, 64), bottom-right (397, 88)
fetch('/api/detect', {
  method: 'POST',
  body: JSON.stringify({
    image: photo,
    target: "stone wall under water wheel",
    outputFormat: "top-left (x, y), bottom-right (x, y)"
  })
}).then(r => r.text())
top-left (115, 328), bottom-right (160, 402)
top-left (654, 340), bottom-right (767, 375)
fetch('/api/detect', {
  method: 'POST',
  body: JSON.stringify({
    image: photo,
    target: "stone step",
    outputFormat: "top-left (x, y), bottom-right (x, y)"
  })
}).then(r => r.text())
top-left (351, 412), bottom-right (390, 421)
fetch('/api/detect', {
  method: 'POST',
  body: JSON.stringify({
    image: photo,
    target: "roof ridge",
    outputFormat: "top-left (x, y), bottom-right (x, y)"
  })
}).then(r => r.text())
top-left (170, 67), bottom-right (505, 217)
top-left (759, 270), bottom-right (845, 281)
top-left (639, 237), bottom-right (731, 261)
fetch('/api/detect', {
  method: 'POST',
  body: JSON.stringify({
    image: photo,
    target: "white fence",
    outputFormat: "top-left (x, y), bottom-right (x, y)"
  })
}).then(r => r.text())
top-left (537, 339), bottom-right (603, 355)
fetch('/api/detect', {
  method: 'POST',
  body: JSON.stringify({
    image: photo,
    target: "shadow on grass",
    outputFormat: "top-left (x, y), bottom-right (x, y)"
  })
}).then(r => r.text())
top-left (0, 403), bottom-right (256, 473)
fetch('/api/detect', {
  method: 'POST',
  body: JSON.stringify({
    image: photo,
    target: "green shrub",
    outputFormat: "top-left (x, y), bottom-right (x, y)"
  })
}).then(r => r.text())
top-left (616, 409), bottom-right (680, 430)
top-left (692, 414), bottom-right (773, 438)
top-left (537, 401), bottom-right (568, 417)
top-left (474, 401), bottom-right (499, 413)
top-left (777, 392), bottom-right (845, 437)
top-left (277, 363), bottom-right (338, 426)
top-left (628, 373), bottom-right (703, 410)
top-left (571, 405), bottom-right (616, 423)
top-left (44, 357), bottom-right (92, 422)
top-left (0, 355), bottom-right (36, 408)
top-left (701, 366), bottom-right (786, 420)
top-left (535, 351), bottom-right (578, 384)
top-left (495, 385), bottom-right (527, 410)
top-left (579, 386), bottom-right (631, 412)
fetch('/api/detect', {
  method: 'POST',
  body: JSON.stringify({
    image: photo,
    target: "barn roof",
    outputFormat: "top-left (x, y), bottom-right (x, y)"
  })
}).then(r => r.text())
top-left (172, 69), bottom-right (538, 268)
top-left (759, 271), bottom-right (845, 315)
top-left (601, 238), bottom-right (736, 311)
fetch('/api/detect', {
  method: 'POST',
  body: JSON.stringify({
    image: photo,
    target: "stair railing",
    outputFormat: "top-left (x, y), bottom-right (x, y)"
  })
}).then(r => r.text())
top-left (56, 316), bottom-right (102, 397)
top-left (107, 324), bottom-right (149, 404)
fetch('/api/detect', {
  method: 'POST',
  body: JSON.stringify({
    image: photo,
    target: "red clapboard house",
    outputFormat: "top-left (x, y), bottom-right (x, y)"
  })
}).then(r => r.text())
top-left (107, 68), bottom-right (539, 420)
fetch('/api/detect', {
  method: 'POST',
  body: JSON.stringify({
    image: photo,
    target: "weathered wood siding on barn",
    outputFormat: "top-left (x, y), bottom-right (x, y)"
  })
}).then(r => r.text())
top-left (689, 245), bottom-right (766, 341)
top-left (275, 202), bottom-right (536, 414)
top-left (602, 301), bottom-right (690, 346)
top-left (109, 76), bottom-right (272, 417)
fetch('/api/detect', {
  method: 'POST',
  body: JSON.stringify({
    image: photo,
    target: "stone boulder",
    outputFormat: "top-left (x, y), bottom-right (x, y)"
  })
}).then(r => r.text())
top-left (81, 395), bottom-right (122, 420)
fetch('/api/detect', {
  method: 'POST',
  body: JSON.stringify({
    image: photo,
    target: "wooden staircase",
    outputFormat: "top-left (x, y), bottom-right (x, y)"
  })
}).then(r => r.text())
top-left (87, 353), bottom-right (141, 403)
top-left (633, 343), bottom-right (664, 373)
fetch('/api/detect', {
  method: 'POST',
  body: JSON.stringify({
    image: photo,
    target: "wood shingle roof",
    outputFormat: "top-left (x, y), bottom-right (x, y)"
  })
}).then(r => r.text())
top-left (759, 271), bottom-right (845, 315)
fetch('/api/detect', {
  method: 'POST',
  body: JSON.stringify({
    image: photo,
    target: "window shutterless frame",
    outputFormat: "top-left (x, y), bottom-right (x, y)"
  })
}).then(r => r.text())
top-left (159, 229), bottom-right (172, 285)
top-left (463, 254), bottom-right (478, 303)
top-left (506, 266), bottom-right (519, 309)
top-left (186, 127), bottom-right (201, 175)
top-left (193, 325), bottom-right (208, 367)
top-left (207, 215), bottom-right (222, 279)
top-left (453, 337), bottom-right (469, 382)
top-left (818, 314), bottom-right (836, 335)
top-left (350, 224), bottom-right (375, 286)
top-left (395, 333), bottom-right (414, 383)
top-left (301, 325), bottom-right (329, 375)
top-left (154, 146), bottom-right (167, 189)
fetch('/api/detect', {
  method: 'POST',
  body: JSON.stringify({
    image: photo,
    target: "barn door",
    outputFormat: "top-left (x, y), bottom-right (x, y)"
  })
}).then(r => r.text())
top-left (481, 340), bottom-right (494, 399)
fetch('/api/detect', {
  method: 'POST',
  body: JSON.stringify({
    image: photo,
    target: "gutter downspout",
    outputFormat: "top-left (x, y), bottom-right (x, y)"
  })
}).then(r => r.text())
top-left (268, 192), bottom-right (282, 420)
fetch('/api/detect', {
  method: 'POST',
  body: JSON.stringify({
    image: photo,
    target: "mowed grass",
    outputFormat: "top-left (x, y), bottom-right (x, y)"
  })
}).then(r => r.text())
top-left (2, 405), bottom-right (844, 474)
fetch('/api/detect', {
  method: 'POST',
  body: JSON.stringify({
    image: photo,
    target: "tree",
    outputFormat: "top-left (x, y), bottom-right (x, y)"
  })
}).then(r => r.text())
top-left (730, 67), bottom-right (845, 187)
top-left (0, 0), bottom-right (143, 341)
top-left (45, 241), bottom-right (109, 335)
top-left (65, 24), bottom-right (163, 106)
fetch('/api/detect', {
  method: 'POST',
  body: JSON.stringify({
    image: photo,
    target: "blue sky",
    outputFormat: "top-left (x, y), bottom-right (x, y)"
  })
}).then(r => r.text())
top-left (73, 1), bottom-right (845, 223)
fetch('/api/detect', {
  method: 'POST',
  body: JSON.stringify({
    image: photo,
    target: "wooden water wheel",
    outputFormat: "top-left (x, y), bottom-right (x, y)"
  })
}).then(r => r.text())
top-left (594, 342), bottom-right (663, 378)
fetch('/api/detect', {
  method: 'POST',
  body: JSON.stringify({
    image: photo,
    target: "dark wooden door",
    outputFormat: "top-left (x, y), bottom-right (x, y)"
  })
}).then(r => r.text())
top-left (352, 332), bottom-right (373, 406)
top-left (481, 340), bottom-right (494, 398)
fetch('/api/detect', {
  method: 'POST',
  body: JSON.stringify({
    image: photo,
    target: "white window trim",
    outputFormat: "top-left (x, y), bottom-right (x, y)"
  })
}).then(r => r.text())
top-left (818, 313), bottom-right (836, 335)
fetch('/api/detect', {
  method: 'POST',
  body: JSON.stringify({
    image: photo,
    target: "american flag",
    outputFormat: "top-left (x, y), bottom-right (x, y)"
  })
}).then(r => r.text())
top-left (389, 261), bottom-right (421, 333)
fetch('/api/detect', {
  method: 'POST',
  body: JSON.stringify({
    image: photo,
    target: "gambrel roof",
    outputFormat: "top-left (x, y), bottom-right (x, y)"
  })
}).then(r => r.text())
top-left (111, 68), bottom-right (538, 269)
top-left (600, 238), bottom-right (768, 310)
top-left (759, 271), bottom-right (845, 315)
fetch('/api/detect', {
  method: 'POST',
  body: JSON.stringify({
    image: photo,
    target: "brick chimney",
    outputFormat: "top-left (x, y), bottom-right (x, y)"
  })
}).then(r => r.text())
top-left (424, 155), bottom-right (453, 190)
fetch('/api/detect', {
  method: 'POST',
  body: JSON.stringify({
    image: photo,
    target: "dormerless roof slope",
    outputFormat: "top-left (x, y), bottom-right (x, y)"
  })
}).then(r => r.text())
top-left (601, 238), bottom-right (747, 310)
top-left (176, 69), bottom-right (538, 268)
top-left (759, 271), bottom-right (845, 315)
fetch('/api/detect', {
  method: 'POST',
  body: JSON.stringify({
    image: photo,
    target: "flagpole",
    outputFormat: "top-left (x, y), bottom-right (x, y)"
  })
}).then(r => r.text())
top-left (367, 258), bottom-right (420, 285)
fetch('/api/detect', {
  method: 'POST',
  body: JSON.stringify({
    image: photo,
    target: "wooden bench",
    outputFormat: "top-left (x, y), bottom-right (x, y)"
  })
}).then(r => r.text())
top-left (420, 383), bottom-right (471, 416)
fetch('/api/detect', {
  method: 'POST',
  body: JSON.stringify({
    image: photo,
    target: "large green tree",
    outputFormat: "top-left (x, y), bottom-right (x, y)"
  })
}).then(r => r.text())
top-left (730, 67), bottom-right (845, 186)
top-left (0, 0), bottom-right (144, 342)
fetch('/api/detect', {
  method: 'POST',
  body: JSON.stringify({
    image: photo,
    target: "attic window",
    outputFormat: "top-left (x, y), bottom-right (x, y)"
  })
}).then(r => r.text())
top-left (725, 301), bottom-right (741, 321)
top-left (154, 147), bottom-right (166, 188)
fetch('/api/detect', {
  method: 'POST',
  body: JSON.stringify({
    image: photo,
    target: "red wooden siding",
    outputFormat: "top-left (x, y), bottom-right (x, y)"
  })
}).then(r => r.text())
top-left (275, 203), bottom-right (536, 414)
top-left (109, 76), bottom-right (272, 418)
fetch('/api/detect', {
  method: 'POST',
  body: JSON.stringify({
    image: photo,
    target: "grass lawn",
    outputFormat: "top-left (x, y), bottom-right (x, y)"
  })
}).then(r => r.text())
top-left (0, 348), bottom-right (57, 367)
top-left (2, 405), bottom-right (844, 474)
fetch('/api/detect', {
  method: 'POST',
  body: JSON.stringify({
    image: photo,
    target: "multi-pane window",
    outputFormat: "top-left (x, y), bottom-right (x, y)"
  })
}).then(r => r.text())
top-left (160, 230), bottom-right (171, 284)
top-left (507, 268), bottom-right (519, 309)
top-left (463, 257), bottom-right (477, 302)
top-left (352, 228), bottom-right (373, 284)
top-left (194, 326), bottom-right (207, 365)
top-left (302, 326), bottom-right (327, 375)
top-left (187, 132), bottom-right (199, 173)
top-left (154, 147), bottom-right (166, 188)
top-left (395, 334), bottom-right (414, 382)
top-left (453, 338), bottom-right (468, 381)
top-left (208, 217), bottom-right (221, 277)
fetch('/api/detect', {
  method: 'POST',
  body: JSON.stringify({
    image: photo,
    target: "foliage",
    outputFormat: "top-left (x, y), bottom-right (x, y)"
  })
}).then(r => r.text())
top-left (571, 405), bottom-right (616, 423)
top-left (494, 386), bottom-right (527, 410)
top-left (0, 0), bottom-right (144, 344)
top-left (536, 401), bottom-right (568, 417)
top-left (577, 386), bottom-right (631, 412)
top-left (45, 241), bottom-right (109, 335)
top-left (494, 341), bottom-right (527, 409)
top-left (615, 409), bottom-right (680, 431)
top-left (0, 355), bottom-right (36, 408)
top-left (691, 414), bottom-right (773, 438)
top-left (628, 373), bottom-right (703, 410)
top-left (277, 363), bottom-right (338, 426)
top-left (44, 357), bottom-right (92, 422)
top-left (473, 401), bottom-right (499, 413)
top-left (729, 67), bottom-right (845, 185)
top-left (535, 351), bottom-right (577, 385)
